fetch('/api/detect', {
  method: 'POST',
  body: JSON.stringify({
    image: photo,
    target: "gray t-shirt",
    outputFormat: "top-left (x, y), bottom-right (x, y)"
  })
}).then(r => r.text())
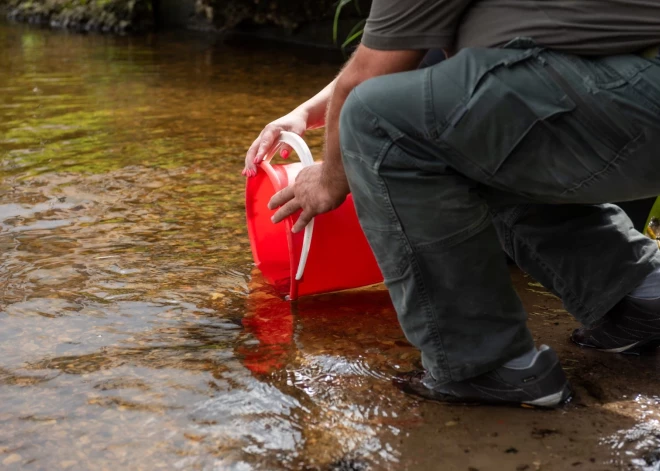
top-left (362, 0), bottom-right (660, 55)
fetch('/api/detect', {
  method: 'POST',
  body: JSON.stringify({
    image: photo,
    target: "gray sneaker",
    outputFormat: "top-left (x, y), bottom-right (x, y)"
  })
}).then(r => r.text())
top-left (571, 296), bottom-right (660, 354)
top-left (393, 345), bottom-right (572, 408)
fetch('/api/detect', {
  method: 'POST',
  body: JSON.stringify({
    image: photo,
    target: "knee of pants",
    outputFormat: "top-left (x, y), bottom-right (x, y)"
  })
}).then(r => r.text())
top-left (339, 87), bottom-right (385, 175)
top-left (356, 71), bottom-right (429, 128)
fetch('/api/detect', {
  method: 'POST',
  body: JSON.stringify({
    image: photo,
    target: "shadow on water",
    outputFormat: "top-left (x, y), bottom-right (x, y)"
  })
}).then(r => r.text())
top-left (2, 19), bottom-right (660, 471)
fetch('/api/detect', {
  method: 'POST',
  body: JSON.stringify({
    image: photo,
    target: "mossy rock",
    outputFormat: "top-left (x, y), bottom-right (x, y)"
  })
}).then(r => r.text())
top-left (5, 0), bottom-right (153, 33)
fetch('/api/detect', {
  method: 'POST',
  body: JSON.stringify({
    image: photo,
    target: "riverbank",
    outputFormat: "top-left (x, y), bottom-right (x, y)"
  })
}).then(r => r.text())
top-left (0, 0), bottom-right (367, 50)
top-left (0, 0), bottom-right (153, 33)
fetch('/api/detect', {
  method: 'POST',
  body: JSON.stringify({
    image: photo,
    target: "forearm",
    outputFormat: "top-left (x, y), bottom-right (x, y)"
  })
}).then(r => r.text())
top-left (294, 78), bottom-right (337, 130)
top-left (320, 72), bottom-right (353, 194)
top-left (267, 46), bottom-right (425, 229)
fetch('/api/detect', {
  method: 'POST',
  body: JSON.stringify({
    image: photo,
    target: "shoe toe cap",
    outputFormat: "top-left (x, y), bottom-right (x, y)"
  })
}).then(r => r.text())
top-left (570, 327), bottom-right (595, 348)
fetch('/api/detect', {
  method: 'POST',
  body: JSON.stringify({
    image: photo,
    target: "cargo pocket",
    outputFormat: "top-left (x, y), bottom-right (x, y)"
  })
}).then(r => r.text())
top-left (438, 54), bottom-right (576, 179)
top-left (543, 61), bottom-right (640, 154)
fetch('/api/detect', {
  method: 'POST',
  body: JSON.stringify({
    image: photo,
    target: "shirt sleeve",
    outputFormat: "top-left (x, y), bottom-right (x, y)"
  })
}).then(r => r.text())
top-left (361, 0), bottom-right (472, 51)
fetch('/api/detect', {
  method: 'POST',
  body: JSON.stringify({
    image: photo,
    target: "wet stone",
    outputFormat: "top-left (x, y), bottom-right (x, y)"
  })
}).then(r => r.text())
top-left (643, 449), bottom-right (660, 465)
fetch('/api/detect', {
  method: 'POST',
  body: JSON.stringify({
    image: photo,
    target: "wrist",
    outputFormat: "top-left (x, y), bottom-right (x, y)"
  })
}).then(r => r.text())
top-left (321, 161), bottom-right (350, 198)
top-left (291, 106), bottom-right (311, 129)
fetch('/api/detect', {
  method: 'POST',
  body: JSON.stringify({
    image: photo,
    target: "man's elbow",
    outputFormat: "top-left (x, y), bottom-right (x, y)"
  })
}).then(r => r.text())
top-left (334, 68), bottom-right (372, 103)
top-left (335, 46), bottom-right (425, 101)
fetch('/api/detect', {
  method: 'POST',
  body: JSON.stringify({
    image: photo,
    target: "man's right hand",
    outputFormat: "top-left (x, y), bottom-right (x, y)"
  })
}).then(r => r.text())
top-left (243, 110), bottom-right (308, 177)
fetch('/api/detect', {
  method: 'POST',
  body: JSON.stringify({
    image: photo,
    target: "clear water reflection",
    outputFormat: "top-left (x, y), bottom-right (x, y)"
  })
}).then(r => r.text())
top-left (0, 22), bottom-right (420, 470)
top-left (3, 19), bottom-right (660, 471)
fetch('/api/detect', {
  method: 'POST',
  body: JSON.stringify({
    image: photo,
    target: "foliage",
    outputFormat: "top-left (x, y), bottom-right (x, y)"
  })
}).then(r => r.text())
top-left (194, 0), bottom-right (370, 35)
top-left (195, 0), bottom-right (337, 30)
top-left (333, 0), bottom-right (366, 53)
top-left (2, 0), bottom-right (371, 48)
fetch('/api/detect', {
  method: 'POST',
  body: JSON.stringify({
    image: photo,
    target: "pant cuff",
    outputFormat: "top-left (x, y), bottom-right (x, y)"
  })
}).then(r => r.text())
top-left (576, 251), bottom-right (660, 327)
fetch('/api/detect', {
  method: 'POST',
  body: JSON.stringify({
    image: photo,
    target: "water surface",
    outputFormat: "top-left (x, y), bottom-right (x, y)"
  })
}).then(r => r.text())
top-left (2, 20), bottom-right (660, 471)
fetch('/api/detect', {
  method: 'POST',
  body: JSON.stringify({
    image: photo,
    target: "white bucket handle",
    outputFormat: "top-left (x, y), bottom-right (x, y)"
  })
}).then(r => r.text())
top-left (263, 131), bottom-right (314, 281)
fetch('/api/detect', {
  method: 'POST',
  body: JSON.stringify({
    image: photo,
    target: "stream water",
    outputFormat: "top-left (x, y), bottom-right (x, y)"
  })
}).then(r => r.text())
top-left (2, 20), bottom-right (660, 471)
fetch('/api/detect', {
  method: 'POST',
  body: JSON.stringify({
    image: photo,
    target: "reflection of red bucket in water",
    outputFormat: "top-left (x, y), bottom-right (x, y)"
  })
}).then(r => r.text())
top-left (245, 134), bottom-right (383, 301)
top-left (239, 273), bottom-right (295, 375)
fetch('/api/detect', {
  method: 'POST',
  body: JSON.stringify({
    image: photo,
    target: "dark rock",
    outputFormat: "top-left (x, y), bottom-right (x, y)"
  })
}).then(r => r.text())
top-left (531, 427), bottom-right (559, 439)
top-left (644, 448), bottom-right (660, 465)
top-left (326, 458), bottom-right (370, 471)
top-left (3, 0), bottom-right (154, 33)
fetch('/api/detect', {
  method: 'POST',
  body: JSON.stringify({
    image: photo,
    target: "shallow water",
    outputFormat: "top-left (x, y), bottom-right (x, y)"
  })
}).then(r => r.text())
top-left (2, 20), bottom-right (660, 471)
top-left (0, 21), bottom-right (421, 470)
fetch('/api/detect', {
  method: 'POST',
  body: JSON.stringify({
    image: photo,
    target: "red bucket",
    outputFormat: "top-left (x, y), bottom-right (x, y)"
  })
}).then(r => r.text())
top-left (245, 132), bottom-right (383, 300)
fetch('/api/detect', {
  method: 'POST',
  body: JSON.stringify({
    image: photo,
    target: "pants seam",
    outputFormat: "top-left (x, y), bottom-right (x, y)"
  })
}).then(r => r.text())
top-left (375, 160), bottom-right (452, 380)
top-left (408, 253), bottom-right (453, 380)
top-left (561, 130), bottom-right (645, 197)
top-left (413, 209), bottom-right (491, 252)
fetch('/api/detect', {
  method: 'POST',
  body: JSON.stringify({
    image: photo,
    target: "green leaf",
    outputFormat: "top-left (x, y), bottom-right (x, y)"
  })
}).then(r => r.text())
top-left (333, 0), bottom-right (355, 45)
top-left (345, 18), bottom-right (365, 42)
top-left (341, 29), bottom-right (363, 51)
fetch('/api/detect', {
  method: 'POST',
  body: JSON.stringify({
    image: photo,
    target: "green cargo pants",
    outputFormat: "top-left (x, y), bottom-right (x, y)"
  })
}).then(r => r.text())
top-left (340, 40), bottom-right (660, 382)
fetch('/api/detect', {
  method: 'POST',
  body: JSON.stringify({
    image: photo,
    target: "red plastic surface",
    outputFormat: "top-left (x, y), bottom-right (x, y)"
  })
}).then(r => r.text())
top-left (245, 161), bottom-right (384, 300)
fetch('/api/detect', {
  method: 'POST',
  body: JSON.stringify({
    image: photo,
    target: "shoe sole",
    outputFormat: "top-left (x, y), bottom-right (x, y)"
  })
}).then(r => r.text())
top-left (571, 334), bottom-right (660, 354)
top-left (395, 382), bottom-right (573, 409)
top-left (523, 384), bottom-right (573, 408)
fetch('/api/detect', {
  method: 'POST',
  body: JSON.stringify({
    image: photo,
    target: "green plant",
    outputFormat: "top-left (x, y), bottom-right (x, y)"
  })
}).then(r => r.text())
top-left (333, 0), bottom-right (366, 54)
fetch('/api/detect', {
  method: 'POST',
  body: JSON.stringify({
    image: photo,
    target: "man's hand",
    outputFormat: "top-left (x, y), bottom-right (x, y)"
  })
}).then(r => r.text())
top-left (263, 46), bottom-right (424, 232)
top-left (268, 162), bottom-right (350, 233)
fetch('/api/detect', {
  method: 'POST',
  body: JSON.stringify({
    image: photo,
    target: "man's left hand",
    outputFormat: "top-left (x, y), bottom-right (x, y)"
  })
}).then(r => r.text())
top-left (268, 163), bottom-right (350, 233)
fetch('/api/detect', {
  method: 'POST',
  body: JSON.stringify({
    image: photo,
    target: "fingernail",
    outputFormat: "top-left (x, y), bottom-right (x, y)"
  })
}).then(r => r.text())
top-left (281, 149), bottom-right (290, 159)
top-left (253, 156), bottom-right (260, 164)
